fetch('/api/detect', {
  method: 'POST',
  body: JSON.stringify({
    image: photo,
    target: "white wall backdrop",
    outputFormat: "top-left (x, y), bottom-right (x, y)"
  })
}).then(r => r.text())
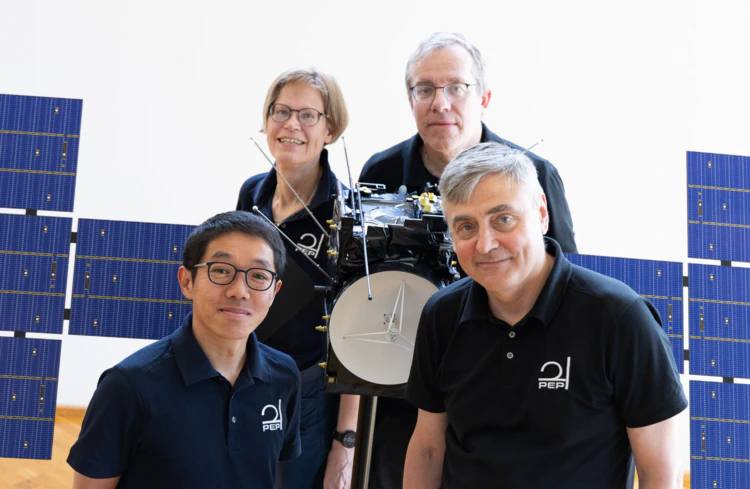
top-left (3, 0), bottom-right (750, 469)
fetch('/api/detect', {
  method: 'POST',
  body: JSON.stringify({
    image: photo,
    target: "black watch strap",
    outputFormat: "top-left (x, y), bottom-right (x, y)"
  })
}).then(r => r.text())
top-left (333, 429), bottom-right (357, 449)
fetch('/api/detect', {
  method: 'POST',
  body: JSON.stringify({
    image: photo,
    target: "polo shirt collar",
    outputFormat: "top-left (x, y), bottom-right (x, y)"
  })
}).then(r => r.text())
top-left (172, 313), bottom-right (272, 386)
top-left (458, 237), bottom-right (572, 327)
top-left (527, 238), bottom-right (573, 327)
top-left (402, 123), bottom-right (502, 190)
top-left (250, 148), bottom-right (338, 218)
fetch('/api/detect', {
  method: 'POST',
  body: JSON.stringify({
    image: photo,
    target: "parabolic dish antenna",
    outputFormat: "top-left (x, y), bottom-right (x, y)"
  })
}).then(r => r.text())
top-left (328, 270), bottom-right (439, 385)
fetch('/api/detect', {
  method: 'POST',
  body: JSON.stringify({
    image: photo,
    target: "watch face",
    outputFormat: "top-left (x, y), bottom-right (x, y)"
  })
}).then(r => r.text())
top-left (343, 431), bottom-right (356, 448)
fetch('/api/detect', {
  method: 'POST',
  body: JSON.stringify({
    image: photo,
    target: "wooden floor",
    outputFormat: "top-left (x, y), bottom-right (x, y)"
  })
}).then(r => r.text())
top-left (0, 407), bottom-right (690, 488)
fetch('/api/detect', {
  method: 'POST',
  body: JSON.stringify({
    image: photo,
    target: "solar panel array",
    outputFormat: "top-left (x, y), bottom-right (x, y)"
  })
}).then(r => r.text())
top-left (690, 381), bottom-right (750, 488)
top-left (565, 254), bottom-right (684, 372)
top-left (69, 219), bottom-right (194, 339)
top-left (688, 151), bottom-right (750, 264)
top-left (688, 152), bottom-right (750, 489)
top-left (0, 94), bottom-right (82, 212)
top-left (0, 336), bottom-right (62, 459)
top-left (0, 214), bottom-right (72, 335)
top-left (1, 94), bottom-right (199, 460)
top-left (689, 264), bottom-right (750, 378)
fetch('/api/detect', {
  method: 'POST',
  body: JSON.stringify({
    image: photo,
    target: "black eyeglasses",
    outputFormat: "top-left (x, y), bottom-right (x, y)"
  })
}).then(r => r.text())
top-left (193, 262), bottom-right (279, 291)
top-left (269, 103), bottom-right (328, 126)
top-left (409, 83), bottom-right (475, 104)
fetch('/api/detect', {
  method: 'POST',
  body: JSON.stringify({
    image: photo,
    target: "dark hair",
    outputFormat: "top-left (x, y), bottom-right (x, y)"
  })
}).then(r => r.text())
top-left (183, 211), bottom-right (287, 280)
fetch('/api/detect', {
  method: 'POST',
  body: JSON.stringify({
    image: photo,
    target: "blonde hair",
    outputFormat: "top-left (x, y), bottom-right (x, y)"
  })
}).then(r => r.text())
top-left (261, 67), bottom-right (349, 143)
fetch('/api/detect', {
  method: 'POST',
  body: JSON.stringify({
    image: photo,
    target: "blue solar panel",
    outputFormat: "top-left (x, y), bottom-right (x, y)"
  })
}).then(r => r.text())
top-left (0, 337), bottom-right (61, 460)
top-left (69, 219), bottom-right (195, 339)
top-left (688, 151), bottom-right (750, 264)
top-left (0, 214), bottom-right (72, 334)
top-left (689, 264), bottom-right (750, 379)
top-left (0, 94), bottom-right (83, 212)
top-left (690, 381), bottom-right (750, 488)
top-left (565, 254), bottom-right (684, 372)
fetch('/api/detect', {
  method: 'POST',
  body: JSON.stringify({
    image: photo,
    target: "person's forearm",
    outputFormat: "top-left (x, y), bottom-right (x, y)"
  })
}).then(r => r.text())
top-left (336, 394), bottom-right (360, 431)
top-left (403, 443), bottom-right (443, 489)
top-left (638, 472), bottom-right (683, 489)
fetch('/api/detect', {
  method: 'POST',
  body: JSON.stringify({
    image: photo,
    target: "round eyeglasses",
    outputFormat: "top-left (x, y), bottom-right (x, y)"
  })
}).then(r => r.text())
top-left (193, 262), bottom-right (278, 291)
top-left (409, 83), bottom-right (475, 104)
top-left (269, 103), bottom-right (328, 126)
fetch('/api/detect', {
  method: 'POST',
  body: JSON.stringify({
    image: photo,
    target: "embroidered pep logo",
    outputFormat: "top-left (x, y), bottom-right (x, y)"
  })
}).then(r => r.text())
top-left (261, 399), bottom-right (283, 432)
top-left (538, 357), bottom-right (571, 390)
top-left (296, 233), bottom-right (326, 259)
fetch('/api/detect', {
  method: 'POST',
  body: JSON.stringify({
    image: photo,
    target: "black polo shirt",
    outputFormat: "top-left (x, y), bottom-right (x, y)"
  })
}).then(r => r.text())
top-left (406, 238), bottom-right (687, 489)
top-left (358, 123), bottom-right (578, 254)
top-left (67, 313), bottom-right (301, 489)
top-left (237, 149), bottom-right (339, 369)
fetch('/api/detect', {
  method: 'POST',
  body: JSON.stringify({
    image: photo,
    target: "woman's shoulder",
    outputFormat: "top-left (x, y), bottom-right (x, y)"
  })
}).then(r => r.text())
top-left (237, 172), bottom-right (272, 210)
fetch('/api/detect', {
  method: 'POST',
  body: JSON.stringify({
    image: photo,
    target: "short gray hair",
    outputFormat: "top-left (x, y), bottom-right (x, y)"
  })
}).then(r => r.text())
top-left (439, 142), bottom-right (543, 205)
top-left (405, 32), bottom-right (488, 96)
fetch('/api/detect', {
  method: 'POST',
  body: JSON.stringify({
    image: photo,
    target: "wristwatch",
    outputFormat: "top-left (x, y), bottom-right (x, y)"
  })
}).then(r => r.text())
top-left (333, 429), bottom-right (357, 449)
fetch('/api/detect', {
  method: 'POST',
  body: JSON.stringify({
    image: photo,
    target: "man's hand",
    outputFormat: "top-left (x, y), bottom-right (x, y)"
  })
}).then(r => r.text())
top-left (323, 441), bottom-right (353, 489)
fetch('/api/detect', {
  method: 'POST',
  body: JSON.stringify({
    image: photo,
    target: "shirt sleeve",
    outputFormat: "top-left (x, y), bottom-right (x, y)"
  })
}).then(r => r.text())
top-left (538, 162), bottom-right (578, 254)
top-left (279, 369), bottom-right (302, 461)
top-left (607, 298), bottom-right (687, 428)
top-left (405, 299), bottom-right (446, 413)
top-left (67, 367), bottom-right (145, 478)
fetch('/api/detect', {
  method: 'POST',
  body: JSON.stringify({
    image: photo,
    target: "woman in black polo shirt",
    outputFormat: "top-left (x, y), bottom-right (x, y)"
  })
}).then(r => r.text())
top-left (236, 68), bottom-right (357, 489)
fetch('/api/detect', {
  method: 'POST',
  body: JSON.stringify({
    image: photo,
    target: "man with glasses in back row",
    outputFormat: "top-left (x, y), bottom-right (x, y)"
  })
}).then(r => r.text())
top-left (68, 211), bottom-right (301, 489)
top-left (358, 32), bottom-right (579, 489)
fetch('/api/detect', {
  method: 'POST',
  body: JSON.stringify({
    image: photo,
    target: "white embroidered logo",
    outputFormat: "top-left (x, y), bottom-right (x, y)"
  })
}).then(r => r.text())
top-left (538, 357), bottom-right (571, 390)
top-left (261, 399), bottom-right (283, 432)
top-left (296, 233), bottom-right (326, 259)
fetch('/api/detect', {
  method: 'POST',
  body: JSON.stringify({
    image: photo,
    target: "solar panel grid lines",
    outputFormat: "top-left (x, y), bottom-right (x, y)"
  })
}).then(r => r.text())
top-left (0, 94), bottom-right (83, 212)
top-left (689, 264), bottom-right (750, 379)
top-left (688, 151), bottom-right (750, 264)
top-left (0, 214), bottom-right (73, 334)
top-left (0, 336), bottom-right (62, 460)
top-left (690, 381), bottom-right (750, 488)
top-left (564, 253), bottom-right (685, 372)
top-left (69, 219), bottom-right (196, 339)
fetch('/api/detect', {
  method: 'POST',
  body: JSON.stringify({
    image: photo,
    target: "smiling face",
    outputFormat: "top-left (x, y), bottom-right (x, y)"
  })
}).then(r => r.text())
top-left (444, 174), bottom-right (549, 300)
top-left (409, 46), bottom-right (490, 158)
top-left (178, 232), bottom-right (282, 343)
top-left (265, 82), bottom-right (333, 170)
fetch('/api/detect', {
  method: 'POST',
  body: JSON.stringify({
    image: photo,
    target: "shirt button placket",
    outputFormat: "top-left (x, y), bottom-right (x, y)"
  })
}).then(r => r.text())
top-left (228, 395), bottom-right (241, 451)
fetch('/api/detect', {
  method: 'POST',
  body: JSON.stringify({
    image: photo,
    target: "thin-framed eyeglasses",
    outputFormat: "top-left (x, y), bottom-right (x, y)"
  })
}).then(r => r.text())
top-left (269, 103), bottom-right (328, 126)
top-left (193, 262), bottom-right (279, 291)
top-left (409, 83), bottom-right (475, 104)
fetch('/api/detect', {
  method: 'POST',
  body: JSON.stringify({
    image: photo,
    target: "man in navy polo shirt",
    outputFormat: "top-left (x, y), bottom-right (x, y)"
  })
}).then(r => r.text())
top-left (67, 211), bottom-right (301, 489)
top-left (404, 143), bottom-right (687, 489)
top-left (359, 32), bottom-right (578, 489)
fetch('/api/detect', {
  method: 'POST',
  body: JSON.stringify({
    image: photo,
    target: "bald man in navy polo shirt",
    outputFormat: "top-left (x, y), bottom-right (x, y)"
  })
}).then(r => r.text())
top-left (68, 211), bottom-right (301, 489)
top-left (404, 143), bottom-right (687, 489)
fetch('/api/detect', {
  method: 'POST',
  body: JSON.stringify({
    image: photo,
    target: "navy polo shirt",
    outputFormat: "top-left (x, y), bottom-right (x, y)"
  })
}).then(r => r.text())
top-left (67, 313), bottom-right (301, 489)
top-left (406, 238), bottom-right (687, 489)
top-left (358, 123), bottom-right (578, 254)
top-left (237, 149), bottom-right (339, 370)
